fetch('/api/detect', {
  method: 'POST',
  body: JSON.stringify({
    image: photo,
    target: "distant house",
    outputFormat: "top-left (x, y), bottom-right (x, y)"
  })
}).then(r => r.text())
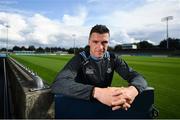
top-left (55, 51), bottom-right (68, 55)
top-left (122, 44), bottom-right (137, 49)
top-left (13, 51), bottom-right (35, 55)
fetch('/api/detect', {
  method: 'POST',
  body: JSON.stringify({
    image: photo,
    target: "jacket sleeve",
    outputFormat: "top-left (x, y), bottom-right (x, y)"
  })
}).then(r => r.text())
top-left (114, 55), bottom-right (148, 93)
top-left (51, 55), bottom-right (94, 100)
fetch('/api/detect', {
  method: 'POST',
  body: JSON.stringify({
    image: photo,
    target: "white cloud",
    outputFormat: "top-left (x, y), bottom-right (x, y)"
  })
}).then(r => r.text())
top-left (0, 11), bottom-right (89, 48)
top-left (107, 0), bottom-right (180, 31)
top-left (62, 7), bottom-right (87, 26)
top-left (0, 12), bottom-right (27, 42)
top-left (26, 13), bottom-right (60, 44)
top-left (104, 0), bottom-right (180, 44)
top-left (110, 29), bottom-right (140, 47)
top-left (146, 40), bottom-right (156, 45)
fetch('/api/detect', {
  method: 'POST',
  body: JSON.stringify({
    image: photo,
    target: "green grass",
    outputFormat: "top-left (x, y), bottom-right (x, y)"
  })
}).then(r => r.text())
top-left (10, 55), bottom-right (72, 84)
top-left (10, 54), bottom-right (180, 118)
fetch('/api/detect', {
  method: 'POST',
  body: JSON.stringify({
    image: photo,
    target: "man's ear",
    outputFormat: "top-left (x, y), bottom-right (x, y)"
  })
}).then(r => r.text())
top-left (88, 39), bottom-right (90, 45)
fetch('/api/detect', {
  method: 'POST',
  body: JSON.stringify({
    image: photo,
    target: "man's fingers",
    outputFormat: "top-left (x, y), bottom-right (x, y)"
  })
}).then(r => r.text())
top-left (112, 105), bottom-right (121, 111)
top-left (112, 102), bottom-right (131, 111)
top-left (112, 88), bottom-right (125, 96)
top-left (108, 87), bottom-right (124, 96)
top-left (112, 98), bottom-right (126, 106)
top-left (113, 94), bottom-right (131, 102)
top-left (119, 93), bottom-right (132, 103)
top-left (112, 90), bottom-right (123, 96)
top-left (122, 102), bottom-right (131, 110)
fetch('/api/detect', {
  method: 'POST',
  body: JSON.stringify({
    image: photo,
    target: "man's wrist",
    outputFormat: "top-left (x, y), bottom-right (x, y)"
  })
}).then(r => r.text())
top-left (92, 87), bottom-right (99, 99)
top-left (128, 86), bottom-right (138, 96)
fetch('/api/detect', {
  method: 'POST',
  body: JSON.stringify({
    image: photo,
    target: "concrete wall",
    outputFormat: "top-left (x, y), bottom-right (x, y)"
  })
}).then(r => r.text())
top-left (0, 58), bottom-right (5, 118)
top-left (7, 58), bottom-right (54, 118)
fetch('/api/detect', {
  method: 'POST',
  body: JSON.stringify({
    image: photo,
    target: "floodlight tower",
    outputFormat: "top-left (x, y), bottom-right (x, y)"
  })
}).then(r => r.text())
top-left (0, 21), bottom-right (10, 54)
top-left (5, 24), bottom-right (10, 54)
top-left (161, 16), bottom-right (173, 49)
top-left (72, 34), bottom-right (76, 55)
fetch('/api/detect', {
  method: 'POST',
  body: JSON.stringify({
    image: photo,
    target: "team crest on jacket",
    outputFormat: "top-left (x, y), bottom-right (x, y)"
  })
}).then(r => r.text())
top-left (85, 68), bottom-right (95, 74)
top-left (107, 68), bottom-right (112, 73)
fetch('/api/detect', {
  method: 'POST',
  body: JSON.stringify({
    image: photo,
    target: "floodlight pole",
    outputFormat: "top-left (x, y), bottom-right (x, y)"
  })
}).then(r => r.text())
top-left (72, 34), bottom-right (76, 55)
top-left (161, 16), bottom-right (173, 49)
top-left (0, 21), bottom-right (10, 54)
top-left (5, 25), bottom-right (10, 54)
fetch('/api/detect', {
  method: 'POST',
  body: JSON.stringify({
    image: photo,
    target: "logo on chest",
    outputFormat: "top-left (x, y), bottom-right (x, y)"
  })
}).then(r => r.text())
top-left (107, 67), bottom-right (112, 73)
top-left (85, 68), bottom-right (95, 74)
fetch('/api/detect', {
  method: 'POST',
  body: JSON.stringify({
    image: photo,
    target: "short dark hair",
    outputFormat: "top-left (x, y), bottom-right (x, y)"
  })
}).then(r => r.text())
top-left (89, 24), bottom-right (110, 38)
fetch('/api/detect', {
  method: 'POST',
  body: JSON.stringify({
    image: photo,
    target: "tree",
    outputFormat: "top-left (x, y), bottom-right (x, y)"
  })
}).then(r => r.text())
top-left (137, 41), bottom-right (154, 49)
top-left (114, 45), bottom-right (122, 52)
top-left (68, 48), bottom-right (74, 54)
top-left (21, 46), bottom-right (27, 51)
top-left (12, 46), bottom-right (21, 51)
top-left (168, 38), bottom-right (180, 50)
top-left (36, 47), bottom-right (44, 53)
top-left (45, 47), bottom-right (50, 52)
top-left (108, 46), bottom-right (114, 52)
top-left (159, 38), bottom-right (180, 50)
top-left (28, 45), bottom-right (36, 51)
top-left (0, 48), bottom-right (6, 51)
top-left (52, 47), bottom-right (58, 52)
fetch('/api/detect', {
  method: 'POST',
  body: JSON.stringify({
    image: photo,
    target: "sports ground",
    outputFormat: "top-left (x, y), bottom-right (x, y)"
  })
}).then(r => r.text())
top-left (11, 54), bottom-right (180, 118)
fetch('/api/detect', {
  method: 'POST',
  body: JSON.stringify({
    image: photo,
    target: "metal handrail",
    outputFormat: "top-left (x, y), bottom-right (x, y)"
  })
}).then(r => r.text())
top-left (8, 56), bottom-right (45, 90)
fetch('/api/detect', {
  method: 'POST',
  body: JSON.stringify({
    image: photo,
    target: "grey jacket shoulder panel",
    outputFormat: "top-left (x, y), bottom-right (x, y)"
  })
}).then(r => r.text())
top-left (51, 54), bottom-right (95, 100)
top-left (114, 55), bottom-right (147, 93)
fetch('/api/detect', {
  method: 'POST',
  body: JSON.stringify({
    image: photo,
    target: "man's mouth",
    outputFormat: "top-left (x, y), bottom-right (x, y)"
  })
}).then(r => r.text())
top-left (97, 51), bottom-right (103, 54)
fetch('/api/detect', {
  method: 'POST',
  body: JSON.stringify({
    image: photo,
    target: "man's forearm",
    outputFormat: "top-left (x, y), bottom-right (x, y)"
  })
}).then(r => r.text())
top-left (92, 87), bottom-right (113, 106)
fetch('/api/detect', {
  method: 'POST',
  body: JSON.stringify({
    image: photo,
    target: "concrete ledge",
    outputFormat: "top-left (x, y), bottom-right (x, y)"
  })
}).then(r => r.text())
top-left (7, 58), bottom-right (54, 118)
top-left (25, 89), bottom-right (54, 118)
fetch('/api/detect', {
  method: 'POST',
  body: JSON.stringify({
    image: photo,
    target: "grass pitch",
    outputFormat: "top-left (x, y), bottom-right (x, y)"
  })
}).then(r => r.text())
top-left (11, 54), bottom-right (180, 118)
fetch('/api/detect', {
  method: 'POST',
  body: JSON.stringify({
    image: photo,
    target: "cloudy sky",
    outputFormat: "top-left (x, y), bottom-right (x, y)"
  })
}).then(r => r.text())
top-left (0, 0), bottom-right (179, 48)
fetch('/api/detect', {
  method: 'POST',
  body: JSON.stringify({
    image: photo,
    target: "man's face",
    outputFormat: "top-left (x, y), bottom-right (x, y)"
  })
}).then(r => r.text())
top-left (89, 32), bottom-right (109, 58)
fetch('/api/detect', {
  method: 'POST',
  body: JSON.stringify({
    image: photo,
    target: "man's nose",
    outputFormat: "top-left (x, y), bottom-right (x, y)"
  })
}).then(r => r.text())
top-left (97, 42), bottom-right (103, 49)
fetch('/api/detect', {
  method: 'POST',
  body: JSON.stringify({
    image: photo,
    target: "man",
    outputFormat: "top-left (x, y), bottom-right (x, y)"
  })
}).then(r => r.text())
top-left (51, 24), bottom-right (147, 111)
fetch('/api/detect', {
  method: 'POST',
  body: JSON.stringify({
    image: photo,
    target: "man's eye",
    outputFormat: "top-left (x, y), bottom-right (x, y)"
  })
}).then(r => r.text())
top-left (93, 41), bottom-right (98, 44)
top-left (102, 41), bottom-right (108, 44)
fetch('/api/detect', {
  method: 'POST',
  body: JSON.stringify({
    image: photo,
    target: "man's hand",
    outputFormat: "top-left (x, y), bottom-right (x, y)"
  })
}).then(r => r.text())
top-left (93, 87), bottom-right (127, 107)
top-left (93, 86), bottom-right (138, 111)
top-left (93, 87), bottom-right (117, 106)
top-left (111, 86), bottom-right (139, 110)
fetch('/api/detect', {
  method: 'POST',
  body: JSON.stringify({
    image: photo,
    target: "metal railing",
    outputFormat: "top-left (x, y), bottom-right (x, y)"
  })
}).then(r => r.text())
top-left (8, 56), bottom-right (47, 91)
